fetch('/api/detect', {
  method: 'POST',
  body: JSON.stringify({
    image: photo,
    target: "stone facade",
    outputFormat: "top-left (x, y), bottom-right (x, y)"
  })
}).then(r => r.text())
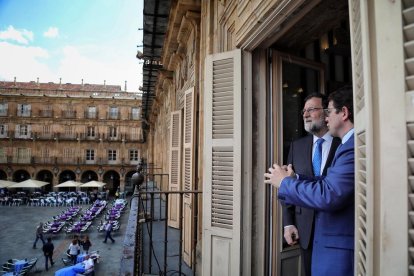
top-left (0, 80), bottom-right (143, 194)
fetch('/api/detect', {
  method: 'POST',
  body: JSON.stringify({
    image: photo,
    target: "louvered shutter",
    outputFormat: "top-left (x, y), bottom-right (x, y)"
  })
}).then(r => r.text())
top-left (27, 125), bottom-right (31, 138)
top-left (17, 104), bottom-right (21, 116)
top-left (349, 1), bottom-right (373, 275)
top-left (15, 125), bottom-right (20, 138)
top-left (203, 49), bottom-right (242, 276)
top-left (183, 87), bottom-right (195, 265)
top-left (404, 1), bottom-right (414, 273)
top-left (168, 111), bottom-right (182, 228)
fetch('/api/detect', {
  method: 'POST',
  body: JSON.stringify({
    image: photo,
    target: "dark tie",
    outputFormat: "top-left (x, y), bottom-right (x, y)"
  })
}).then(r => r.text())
top-left (313, 138), bottom-right (324, 176)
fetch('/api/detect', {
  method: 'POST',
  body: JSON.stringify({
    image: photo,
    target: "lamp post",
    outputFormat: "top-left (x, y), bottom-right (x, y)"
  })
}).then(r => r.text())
top-left (131, 161), bottom-right (145, 193)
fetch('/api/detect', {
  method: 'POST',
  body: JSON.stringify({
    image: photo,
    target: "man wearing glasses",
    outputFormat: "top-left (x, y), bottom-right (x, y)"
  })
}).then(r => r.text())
top-left (282, 93), bottom-right (341, 276)
top-left (265, 88), bottom-right (355, 276)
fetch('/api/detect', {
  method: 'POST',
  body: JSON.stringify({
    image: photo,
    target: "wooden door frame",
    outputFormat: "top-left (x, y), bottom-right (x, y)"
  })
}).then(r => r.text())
top-left (269, 50), bottom-right (325, 276)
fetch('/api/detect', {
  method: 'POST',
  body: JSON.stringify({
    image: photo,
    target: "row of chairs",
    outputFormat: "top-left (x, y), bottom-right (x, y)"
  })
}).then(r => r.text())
top-left (64, 221), bottom-right (93, 234)
top-left (1, 257), bottom-right (37, 276)
top-left (27, 196), bottom-right (89, 207)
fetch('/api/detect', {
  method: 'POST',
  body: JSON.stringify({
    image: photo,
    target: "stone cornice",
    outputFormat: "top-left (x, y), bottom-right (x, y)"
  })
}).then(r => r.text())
top-left (236, 0), bottom-right (307, 50)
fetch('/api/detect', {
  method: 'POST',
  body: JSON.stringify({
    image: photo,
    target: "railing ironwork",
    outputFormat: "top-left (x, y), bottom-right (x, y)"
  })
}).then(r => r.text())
top-left (132, 167), bottom-right (201, 276)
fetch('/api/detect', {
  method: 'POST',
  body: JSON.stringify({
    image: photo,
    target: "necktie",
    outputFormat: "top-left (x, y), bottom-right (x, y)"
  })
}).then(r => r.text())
top-left (312, 138), bottom-right (324, 176)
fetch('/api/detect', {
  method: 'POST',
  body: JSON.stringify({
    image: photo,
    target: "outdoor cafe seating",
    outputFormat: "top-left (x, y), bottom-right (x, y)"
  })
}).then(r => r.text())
top-left (1, 257), bottom-right (37, 275)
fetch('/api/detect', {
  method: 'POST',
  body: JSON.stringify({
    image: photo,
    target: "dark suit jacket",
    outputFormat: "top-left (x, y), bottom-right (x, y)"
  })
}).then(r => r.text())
top-left (282, 135), bottom-right (341, 249)
top-left (278, 134), bottom-right (355, 276)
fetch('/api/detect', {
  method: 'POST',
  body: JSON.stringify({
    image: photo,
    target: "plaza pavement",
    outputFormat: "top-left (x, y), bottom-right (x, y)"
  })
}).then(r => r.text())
top-left (0, 199), bottom-right (131, 276)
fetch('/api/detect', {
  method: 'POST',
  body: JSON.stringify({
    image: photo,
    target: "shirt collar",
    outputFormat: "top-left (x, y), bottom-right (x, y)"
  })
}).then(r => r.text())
top-left (313, 132), bottom-right (333, 144)
top-left (342, 128), bottom-right (355, 144)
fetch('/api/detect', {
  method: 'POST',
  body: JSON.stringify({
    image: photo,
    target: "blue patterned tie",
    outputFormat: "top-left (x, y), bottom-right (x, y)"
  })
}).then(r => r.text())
top-left (312, 138), bottom-right (324, 176)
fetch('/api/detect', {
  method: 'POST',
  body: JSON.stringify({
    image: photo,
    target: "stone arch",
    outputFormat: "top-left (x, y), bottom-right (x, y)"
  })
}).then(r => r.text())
top-left (12, 170), bottom-right (30, 182)
top-left (80, 170), bottom-right (98, 183)
top-left (36, 170), bottom-right (53, 192)
top-left (59, 170), bottom-right (76, 183)
top-left (102, 170), bottom-right (120, 195)
top-left (0, 170), bottom-right (6, 180)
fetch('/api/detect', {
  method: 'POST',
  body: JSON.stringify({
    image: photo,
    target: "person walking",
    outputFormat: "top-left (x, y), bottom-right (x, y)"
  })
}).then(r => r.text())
top-left (103, 221), bottom-right (115, 243)
top-left (82, 235), bottom-right (92, 254)
top-left (32, 222), bottom-right (45, 249)
top-left (42, 237), bottom-right (54, 271)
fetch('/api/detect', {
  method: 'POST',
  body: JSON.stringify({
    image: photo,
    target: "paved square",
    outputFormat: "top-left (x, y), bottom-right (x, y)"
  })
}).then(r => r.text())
top-left (0, 202), bottom-right (131, 275)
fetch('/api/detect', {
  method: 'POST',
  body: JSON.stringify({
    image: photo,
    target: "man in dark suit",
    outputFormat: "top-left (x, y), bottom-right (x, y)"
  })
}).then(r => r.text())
top-left (265, 88), bottom-right (354, 276)
top-left (282, 93), bottom-right (341, 276)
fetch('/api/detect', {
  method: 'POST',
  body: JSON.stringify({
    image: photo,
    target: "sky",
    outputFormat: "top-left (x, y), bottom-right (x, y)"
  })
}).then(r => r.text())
top-left (0, 0), bottom-right (143, 92)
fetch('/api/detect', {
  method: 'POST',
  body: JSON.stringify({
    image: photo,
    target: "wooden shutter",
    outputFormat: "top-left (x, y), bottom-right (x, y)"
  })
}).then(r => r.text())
top-left (349, 1), bottom-right (373, 275)
top-left (404, 1), bottom-right (414, 273)
top-left (203, 49), bottom-right (242, 276)
top-left (15, 125), bottom-right (20, 138)
top-left (168, 111), bottom-right (182, 228)
top-left (183, 87), bottom-right (195, 265)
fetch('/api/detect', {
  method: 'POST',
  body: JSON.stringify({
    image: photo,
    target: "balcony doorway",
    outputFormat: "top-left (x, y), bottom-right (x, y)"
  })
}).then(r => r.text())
top-left (264, 0), bottom-right (351, 275)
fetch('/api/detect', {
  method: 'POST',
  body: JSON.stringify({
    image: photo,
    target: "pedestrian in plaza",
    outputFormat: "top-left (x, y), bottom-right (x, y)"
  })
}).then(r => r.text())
top-left (42, 237), bottom-right (55, 271)
top-left (68, 239), bottom-right (81, 264)
top-left (32, 222), bottom-right (45, 249)
top-left (103, 221), bottom-right (115, 243)
top-left (82, 235), bottom-right (92, 254)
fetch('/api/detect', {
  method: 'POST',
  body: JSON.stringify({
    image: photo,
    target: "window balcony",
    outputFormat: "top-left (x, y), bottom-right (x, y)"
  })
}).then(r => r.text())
top-left (17, 111), bottom-right (31, 117)
top-left (34, 132), bottom-right (54, 140)
top-left (39, 109), bottom-right (53, 118)
top-left (129, 112), bottom-right (141, 120)
top-left (84, 111), bottom-right (98, 119)
top-left (62, 110), bottom-right (77, 119)
top-left (32, 157), bottom-right (54, 164)
top-left (56, 157), bottom-right (78, 165)
top-left (79, 133), bottom-right (98, 141)
top-left (0, 109), bottom-right (8, 117)
top-left (57, 133), bottom-right (78, 140)
top-left (106, 112), bottom-right (120, 120)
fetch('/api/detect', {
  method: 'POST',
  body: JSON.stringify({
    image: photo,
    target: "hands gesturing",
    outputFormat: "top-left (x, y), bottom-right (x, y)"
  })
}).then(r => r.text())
top-left (264, 164), bottom-right (295, 188)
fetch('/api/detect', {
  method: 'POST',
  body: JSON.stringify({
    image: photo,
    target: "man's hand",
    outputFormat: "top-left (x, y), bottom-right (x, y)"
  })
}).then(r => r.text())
top-left (284, 225), bottom-right (299, 245)
top-left (264, 164), bottom-right (295, 188)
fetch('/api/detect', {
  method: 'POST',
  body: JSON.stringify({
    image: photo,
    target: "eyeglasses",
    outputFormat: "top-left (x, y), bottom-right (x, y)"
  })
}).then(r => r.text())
top-left (301, 107), bottom-right (323, 115)
top-left (323, 108), bottom-right (338, 115)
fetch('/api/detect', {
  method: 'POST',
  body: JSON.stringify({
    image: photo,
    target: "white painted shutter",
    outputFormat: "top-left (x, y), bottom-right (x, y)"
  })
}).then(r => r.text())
top-left (183, 87), bottom-right (195, 265)
top-left (403, 1), bottom-right (414, 273)
top-left (168, 111), bottom-right (182, 228)
top-left (15, 125), bottom-right (20, 138)
top-left (203, 49), bottom-right (242, 276)
top-left (349, 1), bottom-right (373, 275)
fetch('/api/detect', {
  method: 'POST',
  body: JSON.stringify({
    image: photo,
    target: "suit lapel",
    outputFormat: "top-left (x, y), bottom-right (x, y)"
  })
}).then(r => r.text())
top-left (305, 135), bottom-right (314, 176)
top-left (322, 137), bottom-right (341, 175)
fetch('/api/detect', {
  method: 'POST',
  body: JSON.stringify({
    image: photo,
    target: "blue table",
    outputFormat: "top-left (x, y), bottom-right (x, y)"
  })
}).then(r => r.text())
top-left (54, 263), bottom-right (85, 276)
top-left (14, 260), bottom-right (27, 273)
top-left (76, 253), bottom-right (87, 263)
